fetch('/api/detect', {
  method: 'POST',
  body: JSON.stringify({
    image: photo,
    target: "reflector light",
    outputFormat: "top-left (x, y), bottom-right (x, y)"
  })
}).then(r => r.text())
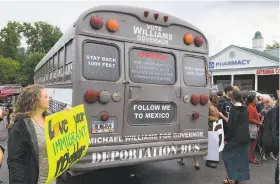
top-left (183, 94), bottom-right (190, 103)
top-left (90, 16), bottom-right (103, 30)
top-left (200, 94), bottom-right (209, 105)
top-left (184, 33), bottom-right (194, 45)
top-left (106, 19), bottom-right (119, 32)
top-left (99, 90), bottom-right (111, 104)
top-left (192, 112), bottom-right (200, 120)
top-left (194, 36), bottom-right (204, 47)
top-left (154, 13), bottom-right (159, 20)
top-left (163, 16), bottom-right (168, 22)
top-left (112, 92), bottom-right (121, 102)
top-left (191, 94), bottom-right (200, 105)
top-left (144, 11), bottom-right (149, 17)
top-left (84, 90), bottom-right (99, 103)
top-left (101, 113), bottom-right (109, 121)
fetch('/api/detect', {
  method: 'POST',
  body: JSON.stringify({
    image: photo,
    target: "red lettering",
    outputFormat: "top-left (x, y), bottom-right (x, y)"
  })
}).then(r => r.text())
top-left (137, 51), bottom-right (167, 61)
top-left (256, 69), bottom-right (278, 75)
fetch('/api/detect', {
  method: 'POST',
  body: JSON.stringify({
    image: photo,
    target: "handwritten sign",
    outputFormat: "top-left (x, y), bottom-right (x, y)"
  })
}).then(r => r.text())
top-left (45, 104), bottom-right (89, 183)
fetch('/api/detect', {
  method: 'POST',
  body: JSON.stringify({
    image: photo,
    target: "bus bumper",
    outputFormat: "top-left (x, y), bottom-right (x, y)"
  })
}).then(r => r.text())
top-left (70, 139), bottom-right (207, 173)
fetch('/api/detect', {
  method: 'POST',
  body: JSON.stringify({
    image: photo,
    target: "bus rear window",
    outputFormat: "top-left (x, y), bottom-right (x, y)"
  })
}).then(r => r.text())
top-left (129, 49), bottom-right (176, 85)
top-left (183, 57), bottom-right (206, 87)
top-left (83, 43), bottom-right (120, 81)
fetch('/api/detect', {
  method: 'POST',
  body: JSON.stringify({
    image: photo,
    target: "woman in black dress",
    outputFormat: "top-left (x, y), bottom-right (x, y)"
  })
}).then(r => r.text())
top-left (223, 90), bottom-right (250, 184)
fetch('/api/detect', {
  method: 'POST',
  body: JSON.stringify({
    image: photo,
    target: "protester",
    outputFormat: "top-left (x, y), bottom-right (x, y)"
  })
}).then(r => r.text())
top-left (274, 99), bottom-right (279, 184)
top-left (177, 157), bottom-right (200, 170)
top-left (0, 107), bottom-right (9, 184)
top-left (247, 94), bottom-right (262, 164)
top-left (216, 86), bottom-right (234, 136)
top-left (7, 84), bottom-right (56, 184)
top-left (223, 90), bottom-right (250, 184)
top-left (259, 97), bottom-right (277, 160)
top-left (205, 94), bottom-right (220, 169)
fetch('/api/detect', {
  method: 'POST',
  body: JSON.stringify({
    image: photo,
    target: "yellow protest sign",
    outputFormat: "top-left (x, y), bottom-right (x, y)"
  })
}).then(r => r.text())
top-left (45, 104), bottom-right (89, 184)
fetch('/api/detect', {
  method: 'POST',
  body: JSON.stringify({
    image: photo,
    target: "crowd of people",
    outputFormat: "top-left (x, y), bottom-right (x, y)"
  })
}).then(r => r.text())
top-left (0, 84), bottom-right (279, 184)
top-left (177, 85), bottom-right (279, 184)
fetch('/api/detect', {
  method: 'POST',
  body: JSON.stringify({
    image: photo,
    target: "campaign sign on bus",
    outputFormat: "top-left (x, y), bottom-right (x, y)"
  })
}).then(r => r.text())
top-left (45, 104), bottom-right (89, 184)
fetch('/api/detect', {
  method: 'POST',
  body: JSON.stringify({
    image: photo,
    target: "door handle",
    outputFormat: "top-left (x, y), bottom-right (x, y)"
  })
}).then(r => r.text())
top-left (122, 80), bottom-right (130, 84)
top-left (128, 88), bottom-right (132, 99)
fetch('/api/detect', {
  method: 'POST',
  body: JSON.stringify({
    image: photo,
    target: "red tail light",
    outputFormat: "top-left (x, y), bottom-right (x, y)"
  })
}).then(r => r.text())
top-left (90, 16), bottom-right (103, 30)
top-left (194, 36), bottom-right (204, 47)
top-left (144, 11), bottom-right (149, 17)
top-left (163, 16), bottom-right (168, 22)
top-left (191, 94), bottom-right (200, 105)
top-left (101, 113), bottom-right (109, 121)
top-left (192, 112), bottom-right (200, 120)
top-left (154, 13), bottom-right (159, 20)
top-left (200, 94), bottom-right (209, 105)
top-left (84, 90), bottom-right (99, 103)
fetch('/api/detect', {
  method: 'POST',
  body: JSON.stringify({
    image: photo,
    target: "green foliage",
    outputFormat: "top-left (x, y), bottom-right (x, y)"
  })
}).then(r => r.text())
top-left (0, 56), bottom-right (23, 84)
top-left (0, 21), bottom-right (23, 60)
top-left (22, 22), bottom-right (63, 54)
top-left (0, 21), bottom-right (62, 84)
top-left (266, 40), bottom-right (280, 49)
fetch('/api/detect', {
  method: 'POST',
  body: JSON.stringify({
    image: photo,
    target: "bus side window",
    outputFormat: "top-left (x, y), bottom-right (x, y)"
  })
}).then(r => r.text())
top-left (58, 47), bottom-right (65, 82)
top-left (53, 53), bottom-right (58, 83)
top-left (65, 40), bottom-right (73, 82)
top-left (65, 62), bottom-right (72, 81)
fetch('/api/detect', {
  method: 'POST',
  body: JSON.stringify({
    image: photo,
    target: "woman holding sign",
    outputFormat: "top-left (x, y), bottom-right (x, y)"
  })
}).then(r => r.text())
top-left (7, 85), bottom-right (65, 184)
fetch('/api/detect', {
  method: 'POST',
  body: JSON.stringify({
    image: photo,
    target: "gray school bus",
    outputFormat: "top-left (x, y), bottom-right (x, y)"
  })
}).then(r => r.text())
top-left (34, 5), bottom-right (209, 178)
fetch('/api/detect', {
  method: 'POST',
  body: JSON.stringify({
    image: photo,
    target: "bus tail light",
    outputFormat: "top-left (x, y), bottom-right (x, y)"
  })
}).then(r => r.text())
top-left (101, 112), bottom-right (110, 121)
top-left (192, 112), bottom-right (200, 120)
top-left (144, 11), bottom-right (149, 17)
top-left (90, 16), bottom-right (103, 29)
top-left (200, 94), bottom-right (209, 105)
top-left (84, 90), bottom-right (99, 103)
top-left (99, 90), bottom-right (111, 104)
top-left (191, 94), bottom-right (200, 105)
top-left (194, 36), bottom-right (203, 47)
top-left (154, 13), bottom-right (159, 20)
top-left (163, 16), bottom-right (168, 22)
top-left (106, 19), bottom-right (119, 32)
top-left (184, 33), bottom-right (194, 45)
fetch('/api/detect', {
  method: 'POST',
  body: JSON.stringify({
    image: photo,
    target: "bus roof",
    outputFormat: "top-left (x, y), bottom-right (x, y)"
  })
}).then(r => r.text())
top-left (35, 5), bottom-right (208, 71)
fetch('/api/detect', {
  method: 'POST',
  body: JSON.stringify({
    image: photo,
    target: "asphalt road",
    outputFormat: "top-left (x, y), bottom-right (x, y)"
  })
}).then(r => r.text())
top-left (0, 151), bottom-right (276, 184)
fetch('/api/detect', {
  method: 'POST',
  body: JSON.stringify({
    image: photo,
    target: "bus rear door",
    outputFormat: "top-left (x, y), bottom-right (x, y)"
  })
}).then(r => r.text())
top-left (122, 43), bottom-right (181, 140)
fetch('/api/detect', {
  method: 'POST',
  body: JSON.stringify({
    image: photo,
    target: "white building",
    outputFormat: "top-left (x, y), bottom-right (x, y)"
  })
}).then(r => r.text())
top-left (209, 31), bottom-right (279, 97)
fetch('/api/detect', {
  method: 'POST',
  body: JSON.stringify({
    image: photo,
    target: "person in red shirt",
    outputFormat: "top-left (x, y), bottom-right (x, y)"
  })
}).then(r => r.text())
top-left (247, 94), bottom-right (262, 164)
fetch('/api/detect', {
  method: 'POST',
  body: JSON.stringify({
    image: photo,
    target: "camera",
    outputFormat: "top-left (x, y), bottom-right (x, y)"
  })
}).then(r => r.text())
top-left (0, 93), bottom-right (19, 125)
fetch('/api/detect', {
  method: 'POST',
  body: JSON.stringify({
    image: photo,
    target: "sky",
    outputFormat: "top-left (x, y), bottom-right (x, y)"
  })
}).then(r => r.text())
top-left (0, 0), bottom-right (279, 56)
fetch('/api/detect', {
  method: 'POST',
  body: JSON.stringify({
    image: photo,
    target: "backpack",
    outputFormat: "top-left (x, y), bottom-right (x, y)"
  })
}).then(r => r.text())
top-left (259, 106), bottom-right (279, 157)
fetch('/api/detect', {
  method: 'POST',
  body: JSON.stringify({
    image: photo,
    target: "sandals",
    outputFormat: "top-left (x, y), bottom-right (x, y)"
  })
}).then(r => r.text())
top-left (194, 165), bottom-right (200, 170)
top-left (177, 160), bottom-right (185, 165)
top-left (223, 178), bottom-right (238, 184)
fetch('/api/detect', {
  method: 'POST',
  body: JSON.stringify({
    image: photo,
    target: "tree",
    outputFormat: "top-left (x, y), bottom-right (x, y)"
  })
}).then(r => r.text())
top-left (266, 40), bottom-right (280, 49)
top-left (22, 21), bottom-right (63, 54)
top-left (21, 52), bottom-right (45, 84)
top-left (0, 21), bottom-right (23, 60)
top-left (0, 56), bottom-right (23, 84)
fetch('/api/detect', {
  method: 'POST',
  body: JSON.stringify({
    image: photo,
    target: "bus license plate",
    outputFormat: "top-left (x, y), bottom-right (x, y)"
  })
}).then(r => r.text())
top-left (92, 120), bottom-right (114, 134)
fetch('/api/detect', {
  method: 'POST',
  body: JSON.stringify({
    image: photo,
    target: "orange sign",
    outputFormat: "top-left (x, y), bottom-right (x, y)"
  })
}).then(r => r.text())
top-left (256, 68), bottom-right (280, 75)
